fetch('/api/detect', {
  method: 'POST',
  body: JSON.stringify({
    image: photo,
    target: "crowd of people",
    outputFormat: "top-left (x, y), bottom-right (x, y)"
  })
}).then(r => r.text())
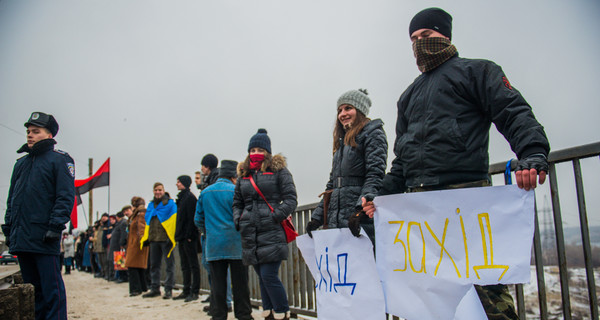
top-left (56, 129), bottom-right (296, 320)
top-left (3, 7), bottom-right (551, 320)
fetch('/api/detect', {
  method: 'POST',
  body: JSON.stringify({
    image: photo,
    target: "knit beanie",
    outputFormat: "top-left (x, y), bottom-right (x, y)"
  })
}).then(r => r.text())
top-left (201, 154), bottom-right (218, 169)
top-left (337, 89), bottom-right (371, 116)
top-left (218, 160), bottom-right (238, 178)
top-left (177, 175), bottom-right (192, 189)
top-left (248, 129), bottom-right (271, 154)
top-left (409, 8), bottom-right (453, 40)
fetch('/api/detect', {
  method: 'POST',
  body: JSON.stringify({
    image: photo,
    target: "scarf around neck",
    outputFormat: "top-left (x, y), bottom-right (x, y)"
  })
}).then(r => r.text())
top-left (412, 37), bottom-right (458, 73)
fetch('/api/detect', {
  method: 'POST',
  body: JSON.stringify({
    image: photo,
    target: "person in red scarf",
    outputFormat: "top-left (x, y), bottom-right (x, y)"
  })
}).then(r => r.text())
top-left (233, 129), bottom-right (298, 320)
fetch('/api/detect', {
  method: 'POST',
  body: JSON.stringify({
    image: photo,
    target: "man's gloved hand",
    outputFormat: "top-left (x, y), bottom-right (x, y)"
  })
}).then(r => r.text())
top-left (305, 219), bottom-right (321, 238)
top-left (516, 154), bottom-right (548, 191)
top-left (347, 211), bottom-right (364, 238)
top-left (142, 240), bottom-right (150, 248)
top-left (43, 230), bottom-right (61, 243)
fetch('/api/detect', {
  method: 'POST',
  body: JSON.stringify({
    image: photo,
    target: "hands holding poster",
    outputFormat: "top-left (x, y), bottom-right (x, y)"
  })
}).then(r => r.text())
top-left (296, 228), bottom-right (386, 320)
top-left (374, 185), bottom-right (534, 319)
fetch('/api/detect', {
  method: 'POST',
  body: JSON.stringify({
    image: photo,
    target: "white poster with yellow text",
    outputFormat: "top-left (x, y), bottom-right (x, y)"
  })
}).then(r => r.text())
top-left (374, 185), bottom-right (534, 320)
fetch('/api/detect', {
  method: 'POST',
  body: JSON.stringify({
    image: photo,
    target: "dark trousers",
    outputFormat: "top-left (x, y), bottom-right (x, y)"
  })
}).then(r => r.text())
top-left (209, 260), bottom-right (252, 320)
top-left (106, 250), bottom-right (115, 279)
top-left (178, 240), bottom-right (200, 294)
top-left (18, 253), bottom-right (67, 320)
top-left (128, 267), bottom-right (148, 294)
top-left (149, 241), bottom-right (175, 292)
top-left (253, 261), bottom-right (289, 313)
top-left (97, 251), bottom-right (108, 277)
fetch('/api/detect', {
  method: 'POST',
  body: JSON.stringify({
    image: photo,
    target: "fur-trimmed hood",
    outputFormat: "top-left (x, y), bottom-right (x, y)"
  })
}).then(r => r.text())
top-left (237, 153), bottom-right (287, 177)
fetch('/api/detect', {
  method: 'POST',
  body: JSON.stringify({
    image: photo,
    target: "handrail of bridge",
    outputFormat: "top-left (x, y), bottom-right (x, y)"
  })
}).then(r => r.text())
top-left (197, 141), bottom-right (600, 319)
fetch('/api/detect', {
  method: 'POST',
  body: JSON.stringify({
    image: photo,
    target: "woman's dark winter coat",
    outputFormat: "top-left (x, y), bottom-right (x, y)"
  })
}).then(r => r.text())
top-left (311, 119), bottom-right (388, 232)
top-left (233, 154), bottom-right (298, 266)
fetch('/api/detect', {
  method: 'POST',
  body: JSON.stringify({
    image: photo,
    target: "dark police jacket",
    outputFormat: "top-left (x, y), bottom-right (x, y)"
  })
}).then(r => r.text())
top-left (4, 139), bottom-right (75, 255)
top-left (381, 55), bottom-right (550, 194)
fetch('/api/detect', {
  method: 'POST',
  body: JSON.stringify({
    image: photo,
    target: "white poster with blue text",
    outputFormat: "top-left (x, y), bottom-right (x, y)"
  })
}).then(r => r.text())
top-left (374, 185), bottom-right (535, 320)
top-left (296, 229), bottom-right (386, 320)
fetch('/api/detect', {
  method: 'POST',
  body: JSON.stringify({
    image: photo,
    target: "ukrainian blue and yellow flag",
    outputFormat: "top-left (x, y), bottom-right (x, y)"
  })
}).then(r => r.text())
top-left (140, 199), bottom-right (177, 257)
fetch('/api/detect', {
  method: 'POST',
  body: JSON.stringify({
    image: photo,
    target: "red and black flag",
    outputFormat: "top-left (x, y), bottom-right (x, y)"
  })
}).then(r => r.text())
top-left (70, 158), bottom-right (110, 228)
top-left (75, 158), bottom-right (110, 204)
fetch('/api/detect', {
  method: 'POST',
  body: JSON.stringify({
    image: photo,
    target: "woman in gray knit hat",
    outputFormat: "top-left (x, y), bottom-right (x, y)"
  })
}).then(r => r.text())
top-left (306, 89), bottom-right (388, 244)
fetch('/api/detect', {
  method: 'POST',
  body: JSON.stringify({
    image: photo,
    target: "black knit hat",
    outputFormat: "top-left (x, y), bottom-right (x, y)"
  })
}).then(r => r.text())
top-left (248, 129), bottom-right (271, 154)
top-left (24, 111), bottom-right (59, 137)
top-left (177, 175), bottom-right (192, 189)
top-left (409, 8), bottom-right (453, 40)
top-left (218, 160), bottom-right (238, 178)
top-left (201, 154), bottom-right (218, 169)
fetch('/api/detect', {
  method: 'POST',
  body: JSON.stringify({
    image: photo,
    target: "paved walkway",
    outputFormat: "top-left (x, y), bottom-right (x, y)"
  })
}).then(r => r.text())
top-left (63, 269), bottom-right (264, 319)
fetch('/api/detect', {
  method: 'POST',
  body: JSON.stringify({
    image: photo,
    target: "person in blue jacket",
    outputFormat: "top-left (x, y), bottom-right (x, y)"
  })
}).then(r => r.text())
top-left (2, 112), bottom-right (75, 320)
top-left (195, 160), bottom-right (252, 320)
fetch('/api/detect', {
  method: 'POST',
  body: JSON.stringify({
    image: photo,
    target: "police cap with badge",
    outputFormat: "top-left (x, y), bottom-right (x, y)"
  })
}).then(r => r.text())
top-left (24, 112), bottom-right (59, 136)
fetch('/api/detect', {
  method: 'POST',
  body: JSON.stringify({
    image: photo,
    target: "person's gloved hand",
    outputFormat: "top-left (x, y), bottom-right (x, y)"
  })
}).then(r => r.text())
top-left (142, 240), bottom-right (150, 248)
top-left (347, 211), bottom-right (364, 238)
top-left (43, 230), bottom-right (61, 243)
top-left (515, 154), bottom-right (548, 191)
top-left (305, 219), bottom-right (321, 238)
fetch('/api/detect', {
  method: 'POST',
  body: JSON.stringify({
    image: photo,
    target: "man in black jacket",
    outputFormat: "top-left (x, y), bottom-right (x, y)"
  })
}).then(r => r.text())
top-left (108, 209), bottom-right (129, 282)
top-left (199, 154), bottom-right (220, 190)
top-left (363, 8), bottom-right (550, 320)
top-left (173, 175), bottom-right (200, 302)
top-left (2, 112), bottom-right (75, 320)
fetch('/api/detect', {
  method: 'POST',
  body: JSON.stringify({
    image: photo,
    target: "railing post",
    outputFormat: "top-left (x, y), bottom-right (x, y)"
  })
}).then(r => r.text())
top-left (532, 201), bottom-right (548, 319)
top-left (548, 162), bottom-right (572, 320)
top-left (573, 158), bottom-right (599, 320)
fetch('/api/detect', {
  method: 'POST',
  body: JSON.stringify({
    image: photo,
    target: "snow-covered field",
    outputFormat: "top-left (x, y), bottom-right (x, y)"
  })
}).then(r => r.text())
top-left (511, 266), bottom-right (599, 320)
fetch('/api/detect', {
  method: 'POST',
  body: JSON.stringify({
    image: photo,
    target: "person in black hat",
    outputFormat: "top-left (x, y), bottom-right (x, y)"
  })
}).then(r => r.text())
top-left (173, 175), bottom-right (200, 302)
top-left (2, 112), bottom-right (74, 319)
top-left (195, 160), bottom-right (253, 320)
top-left (362, 7), bottom-right (550, 319)
top-left (233, 129), bottom-right (298, 320)
top-left (199, 154), bottom-right (220, 191)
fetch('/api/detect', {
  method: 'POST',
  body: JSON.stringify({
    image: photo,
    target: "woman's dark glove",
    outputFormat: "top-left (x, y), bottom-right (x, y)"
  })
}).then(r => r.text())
top-left (306, 219), bottom-right (321, 238)
top-left (347, 211), bottom-right (365, 238)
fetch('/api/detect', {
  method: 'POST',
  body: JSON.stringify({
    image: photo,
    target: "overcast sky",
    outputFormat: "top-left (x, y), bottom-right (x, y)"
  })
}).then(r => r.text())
top-left (1, 0), bottom-right (599, 230)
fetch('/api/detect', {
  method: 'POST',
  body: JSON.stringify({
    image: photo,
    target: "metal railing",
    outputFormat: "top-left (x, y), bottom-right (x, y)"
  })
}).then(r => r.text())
top-left (193, 141), bottom-right (600, 319)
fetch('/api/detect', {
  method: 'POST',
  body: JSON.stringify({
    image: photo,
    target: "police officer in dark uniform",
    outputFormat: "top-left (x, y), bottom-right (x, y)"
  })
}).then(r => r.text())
top-left (2, 112), bottom-right (75, 320)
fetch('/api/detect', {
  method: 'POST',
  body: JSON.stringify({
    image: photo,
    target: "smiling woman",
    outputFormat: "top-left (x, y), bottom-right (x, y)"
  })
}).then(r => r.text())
top-left (306, 89), bottom-right (388, 244)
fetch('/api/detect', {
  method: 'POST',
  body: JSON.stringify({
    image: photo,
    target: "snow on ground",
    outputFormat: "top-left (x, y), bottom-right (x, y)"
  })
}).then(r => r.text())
top-left (513, 266), bottom-right (600, 320)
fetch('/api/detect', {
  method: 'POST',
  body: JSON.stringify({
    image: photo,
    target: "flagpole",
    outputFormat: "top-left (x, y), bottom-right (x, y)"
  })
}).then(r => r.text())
top-left (80, 202), bottom-right (88, 228)
top-left (108, 157), bottom-right (111, 214)
top-left (88, 158), bottom-right (93, 227)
